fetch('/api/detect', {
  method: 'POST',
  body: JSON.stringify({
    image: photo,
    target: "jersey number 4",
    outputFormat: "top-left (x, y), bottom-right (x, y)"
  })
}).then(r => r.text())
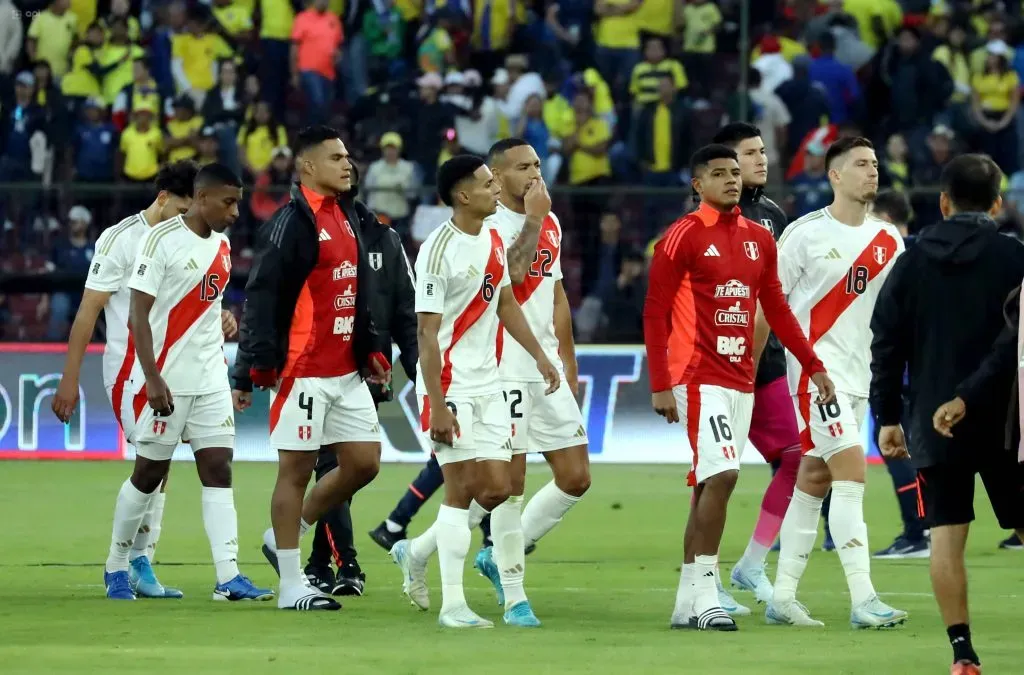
top-left (200, 273), bottom-right (223, 302)
top-left (845, 266), bottom-right (869, 295)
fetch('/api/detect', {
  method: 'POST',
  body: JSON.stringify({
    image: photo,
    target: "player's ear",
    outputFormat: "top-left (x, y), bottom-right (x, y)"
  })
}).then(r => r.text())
top-left (690, 174), bottom-right (701, 197)
top-left (938, 192), bottom-right (952, 219)
top-left (988, 194), bottom-right (1003, 218)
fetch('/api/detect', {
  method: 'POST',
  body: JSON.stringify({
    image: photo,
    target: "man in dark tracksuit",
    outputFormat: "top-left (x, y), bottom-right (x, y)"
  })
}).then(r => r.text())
top-left (870, 154), bottom-right (1024, 673)
top-left (304, 177), bottom-right (419, 596)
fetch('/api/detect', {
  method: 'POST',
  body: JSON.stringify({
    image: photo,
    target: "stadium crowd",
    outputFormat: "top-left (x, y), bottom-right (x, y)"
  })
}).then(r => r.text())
top-left (5, 0), bottom-right (1024, 342)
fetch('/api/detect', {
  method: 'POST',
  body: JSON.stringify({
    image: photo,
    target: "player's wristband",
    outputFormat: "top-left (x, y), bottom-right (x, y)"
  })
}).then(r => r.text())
top-left (249, 367), bottom-right (279, 388)
top-left (368, 352), bottom-right (391, 373)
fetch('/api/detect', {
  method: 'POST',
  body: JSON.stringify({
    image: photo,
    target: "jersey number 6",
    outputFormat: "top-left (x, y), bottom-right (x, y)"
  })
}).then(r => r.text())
top-left (481, 273), bottom-right (496, 302)
top-left (200, 273), bottom-right (222, 302)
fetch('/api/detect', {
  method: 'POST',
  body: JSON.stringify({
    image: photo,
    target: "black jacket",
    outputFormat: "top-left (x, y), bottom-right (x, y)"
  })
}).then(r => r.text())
top-left (232, 184), bottom-right (383, 392)
top-left (631, 97), bottom-right (692, 172)
top-left (869, 213), bottom-right (1024, 468)
top-left (738, 187), bottom-right (790, 387)
top-left (354, 199), bottom-right (418, 401)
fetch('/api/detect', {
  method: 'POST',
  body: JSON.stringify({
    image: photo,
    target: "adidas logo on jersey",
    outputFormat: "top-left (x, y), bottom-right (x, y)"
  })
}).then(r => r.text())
top-left (185, 258), bottom-right (199, 271)
top-left (220, 417), bottom-right (234, 428)
top-left (824, 248), bottom-right (842, 260)
top-left (319, 229), bottom-right (332, 242)
top-left (467, 265), bottom-right (480, 277)
top-left (704, 244), bottom-right (721, 257)
top-left (574, 425), bottom-right (586, 438)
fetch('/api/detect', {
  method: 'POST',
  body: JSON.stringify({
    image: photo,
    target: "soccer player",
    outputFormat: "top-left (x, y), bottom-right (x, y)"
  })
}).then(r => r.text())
top-left (471, 139), bottom-right (591, 618)
top-left (872, 154), bottom-right (1024, 674)
top-left (232, 126), bottom-right (391, 611)
top-left (710, 123), bottom-right (801, 608)
top-left (112, 163), bottom-right (272, 602)
top-left (643, 144), bottom-right (834, 631)
top-left (764, 136), bottom-right (908, 628)
top-left (51, 160), bottom-right (229, 600)
top-left (390, 155), bottom-right (559, 628)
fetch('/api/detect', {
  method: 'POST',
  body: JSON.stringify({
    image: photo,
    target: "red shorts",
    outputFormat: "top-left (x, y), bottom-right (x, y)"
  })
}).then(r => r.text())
top-left (748, 376), bottom-right (800, 463)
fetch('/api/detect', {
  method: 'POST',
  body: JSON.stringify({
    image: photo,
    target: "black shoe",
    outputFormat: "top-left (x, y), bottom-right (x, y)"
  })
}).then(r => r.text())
top-left (332, 562), bottom-right (366, 596)
top-left (261, 543), bottom-right (281, 577)
top-left (369, 522), bottom-right (405, 552)
top-left (303, 564), bottom-right (336, 594)
top-left (998, 533), bottom-right (1024, 550)
top-left (873, 535), bottom-right (930, 559)
top-left (525, 543), bottom-right (536, 556)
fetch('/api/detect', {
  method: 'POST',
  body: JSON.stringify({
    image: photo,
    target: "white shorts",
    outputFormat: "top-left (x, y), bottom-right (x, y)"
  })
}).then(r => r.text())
top-left (673, 384), bottom-right (754, 486)
top-left (505, 381), bottom-right (587, 454)
top-left (119, 387), bottom-right (235, 461)
top-left (270, 373), bottom-right (380, 451)
top-left (793, 391), bottom-right (868, 462)
top-left (420, 393), bottom-right (512, 466)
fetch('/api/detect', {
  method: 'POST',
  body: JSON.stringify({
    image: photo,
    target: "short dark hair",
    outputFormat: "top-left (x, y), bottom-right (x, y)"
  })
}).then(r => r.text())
top-left (872, 189), bottom-right (912, 226)
top-left (437, 155), bottom-right (487, 207)
top-left (154, 160), bottom-right (199, 197)
top-left (294, 125), bottom-right (342, 157)
top-left (940, 154), bottom-right (1003, 213)
top-left (690, 144), bottom-right (738, 176)
top-left (712, 122), bottom-right (762, 148)
top-left (825, 136), bottom-right (874, 171)
top-left (486, 138), bottom-right (531, 165)
top-left (195, 162), bottom-right (243, 190)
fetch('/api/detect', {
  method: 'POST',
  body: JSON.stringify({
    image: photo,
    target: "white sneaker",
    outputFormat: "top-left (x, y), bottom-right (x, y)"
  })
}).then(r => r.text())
top-left (390, 539), bottom-right (429, 610)
top-left (730, 563), bottom-right (774, 604)
top-left (765, 599), bottom-right (825, 626)
top-left (717, 585), bottom-right (751, 616)
top-left (438, 605), bottom-right (494, 629)
top-left (850, 595), bottom-right (907, 629)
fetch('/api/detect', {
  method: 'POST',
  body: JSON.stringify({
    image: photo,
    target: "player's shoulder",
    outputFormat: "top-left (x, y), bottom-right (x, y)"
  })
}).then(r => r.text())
top-left (655, 213), bottom-right (704, 257)
top-left (96, 213), bottom-right (146, 256)
top-left (778, 209), bottom-right (827, 246)
top-left (740, 215), bottom-right (776, 243)
top-left (139, 216), bottom-right (186, 256)
top-left (547, 210), bottom-right (563, 233)
top-left (866, 214), bottom-right (902, 240)
top-left (417, 221), bottom-right (458, 274)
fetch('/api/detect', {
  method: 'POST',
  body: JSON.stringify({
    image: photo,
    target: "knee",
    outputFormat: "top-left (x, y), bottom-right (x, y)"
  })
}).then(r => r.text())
top-left (509, 472), bottom-right (526, 497)
top-left (348, 446), bottom-right (381, 488)
top-left (704, 469), bottom-right (739, 494)
top-left (476, 479), bottom-right (512, 511)
top-left (131, 461), bottom-right (168, 494)
top-left (555, 466), bottom-right (591, 498)
top-left (199, 460), bottom-right (232, 488)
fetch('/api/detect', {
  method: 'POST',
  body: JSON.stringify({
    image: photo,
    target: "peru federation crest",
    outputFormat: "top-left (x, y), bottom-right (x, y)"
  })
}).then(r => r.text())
top-left (743, 241), bottom-right (759, 261)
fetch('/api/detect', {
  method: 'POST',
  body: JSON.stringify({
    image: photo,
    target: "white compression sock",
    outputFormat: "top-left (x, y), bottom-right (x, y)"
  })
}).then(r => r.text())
top-left (106, 479), bottom-right (155, 573)
top-left (829, 480), bottom-right (875, 606)
top-left (277, 548), bottom-right (304, 589)
top-left (129, 496), bottom-right (157, 562)
top-left (201, 487), bottom-right (240, 585)
top-left (738, 539), bottom-right (770, 570)
top-left (468, 499), bottom-right (490, 530)
top-left (491, 495), bottom-right (527, 607)
top-left (773, 489), bottom-right (823, 604)
top-left (263, 516), bottom-right (312, 553)
top-left (409, 521), bottom-right (439, 561)
top-left (692, 554), bottom-right (719, 615)
top-left (146, 492), bottom-right (166, 562)
top-left (521, 481), bottom-right (581, 548)
top-left (436, 504), bottom-right (471, 613)
top-left (672, 562), bottom-right (696, 618)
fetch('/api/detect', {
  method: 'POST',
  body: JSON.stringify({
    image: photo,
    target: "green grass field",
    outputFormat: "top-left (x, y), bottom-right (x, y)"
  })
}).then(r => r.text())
top-left (0, 461), bottom-right (1020, 674)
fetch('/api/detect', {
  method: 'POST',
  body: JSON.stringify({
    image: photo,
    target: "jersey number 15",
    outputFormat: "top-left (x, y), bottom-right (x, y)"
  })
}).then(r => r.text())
top-left (200, 273), bottom-right (223, 302)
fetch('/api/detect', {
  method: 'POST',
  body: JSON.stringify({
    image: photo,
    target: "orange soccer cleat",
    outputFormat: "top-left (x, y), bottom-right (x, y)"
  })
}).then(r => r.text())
top-left (950, 660), bottom-right (982, 675)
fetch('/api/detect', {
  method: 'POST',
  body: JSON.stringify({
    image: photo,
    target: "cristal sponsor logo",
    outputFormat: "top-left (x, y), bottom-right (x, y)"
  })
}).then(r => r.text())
top-left (714, 280), bottom-right (750, 298)
top-left (335, 284), bottom-right (356, 309)
top-left (333, 260), bottom-right (357, 281)
top-left (716, 336), bottom-right (746, 362)
top-left (714, 302), bottom-right (749, 327)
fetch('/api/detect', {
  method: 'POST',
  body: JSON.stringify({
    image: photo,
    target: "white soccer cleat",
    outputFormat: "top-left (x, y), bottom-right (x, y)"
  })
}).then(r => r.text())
top-left (717, 584), bottom-right (751, 616)
top-left (765, 599), bottom-right (825, 627)
top-left (850, 595), bottom-right (908, 629)
top-left (730, 563), bottom-right (774, 604)
top-left (390, 539), bottom-right (429, 611)
top-left (438, 605), bottom-right (494, 629)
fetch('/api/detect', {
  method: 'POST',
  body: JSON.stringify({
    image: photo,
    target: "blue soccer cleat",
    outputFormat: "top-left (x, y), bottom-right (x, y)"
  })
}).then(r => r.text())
top-left (503, 600), bottom-right (541, 627)
top-left (474, 546), bottom-right (504, 606)
top-left (212, 574), bottom-right (274, 601)
top-left (104, 570), bottom-right (136, 600)
top-left (129, 556), bottom-right (183, 599)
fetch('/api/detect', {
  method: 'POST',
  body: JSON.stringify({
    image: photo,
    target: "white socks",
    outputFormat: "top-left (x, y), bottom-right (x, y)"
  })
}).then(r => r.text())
top-left (436, 504), bottom-right (471, 613)
top-left (522, 481), bottom-right (581, 548)
top-left (829, 481), bottom-right (875, 606)
top-left (738, 539), bottom-right (770, 570)
top-left (409, 500), bottom-right (489, 562)
top-left (263, 517), bottom-right (312, 553)
top-left (673, 562), bottom-right (696, 618)
top-left (492, 495), bottom-right (527, 607)
top-left (106, 479), bottom-right (155, 573)
top-left (201, 487), bottom-right (240, 585)
top-left (146, 492), bottom-right (166, 561)
top-left (773, 489), bottom-right (823, 604)
top-left (692, 554), bottom-right (719, 615)
top-left (129, 491), bottom-right (160, 562)
top-left (468, 499), bottom-right (489, 529)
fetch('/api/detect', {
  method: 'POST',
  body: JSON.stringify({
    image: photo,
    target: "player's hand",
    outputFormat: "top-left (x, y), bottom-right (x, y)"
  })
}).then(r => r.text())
top-left (232, 389), bottom-right (252, 412)
top-left (810, 372), bottom-right (836, 405)
top-left (652, 390), bottom-right (678, 423)
top-left (221, 310), bottom-right (238, 338)
top-left (51, 376), bottom-right (79, 423)
top-left (429, 403), bottom-right (460, 447)
top-left (933, 397), bottom-right (966, 438)
top-left (146, 374), bottom-right (174, 416)
top-left (249, 367), bottom-right (279, 390)
top-left (523, 177), bottom-right (551, 220)
top-left (536, 357), bottom-right (561, 395)
top-left (367, 351), bottom-right (392, 385)
top-left (878, 424), bottom-right (909, 459)
top-left (564, 359), bottom-right (579, 397)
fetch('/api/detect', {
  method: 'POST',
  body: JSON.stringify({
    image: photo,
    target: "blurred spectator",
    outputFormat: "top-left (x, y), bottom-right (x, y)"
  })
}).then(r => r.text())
top-left (340, 0), bottom-right (373, 104)
top-left (43, 205), bottom-right (95, 340)
top-left (101, 0), bottom-right (141, 43)
top-left (629, 33), bottom-right (688, 106)
top-left (201, 59), bottom-right (246, 173)
top-left (544, 1), bottom-right (594, 72)
top-left (172, 10), bottom-right (234, 108)
top-left (211, 0), bottom-right (255, 42)
top-left (593, 0), bottom-right (642, 97)
top-left (251, 146), bottom-right (294, 222)
top-left (752, 35), bottom-right (793, 94)
top-left (882, 133), bottom-right (910, 191)
top-left (787, 141), bottom-right (831, 218)
top-left (732, 68), bottom-right (790, 173)
top-left (932, 21), bottom-right (971, 107)
top-left (258, 0), bottom-right (296, 118)
top-left (515, 94), bottom-right (551, 165)
top-left (496, 54), bottom-right (546, 131)
top-left (0, 0), bottom-right (22, 90)
top-left (843, 0), bottom-right (903, 50)
top-left (98, 18), bottom-right (145, 106)
top-left (578, 67), bottom-right (617, 132)
top-left (775, 55), bottom-right (831, 161)
top-left (581, 210), bottom-right (625, 321)
top-left (809, 31), bottom-right (860, 125)
top-left (150, 2), bottom-right (188, 100)
top-left (408, 72), bottom-right (457, 179)
top-left (61, 22), bottom-right (106, 109)
top-left (364, 132), bottom-right (418, 232)
top-left (196, 126), bottom-right (220, 166)
top-left (32, 60), bottom-right (68, 148)
top-left (166, 95), bottom-right (203, 163)
top-left (70, 97), bottom-right (116, 184)
top-left (598, 246), bottom-right (646, 342)
top-left (449, 71), bottom-right (499, 156)
top-left (632, 75), bottom-right (690, 236)
top-left (971, 40), bottom-right (1020, 174)
top-left (118, 104), bottom-right (163, 206)
top-left (363, 0), bottom-right (406, 83)
top-left (26, 0), bottom-right (77, 78)
top-left (418, 9), bottom-right (456, 74)
top-left (292, 0), bottom-right (344, 125)
top-left (968, 16), bottom-right (1013, 76)
top-left (0, 72), bottom-right (47, 183)
top-left (680, 0), bottom-right (723, 98)
top-left (468, 0), bottom-right (523, 76)
top-left (913, 124), bottom-right (956, 187)
top-left (881, 25), bottom-right (952, 136)
top-left (111, 59), bottom-right (163, 132)
top-left (237, 101), bottom-right (288, 176)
